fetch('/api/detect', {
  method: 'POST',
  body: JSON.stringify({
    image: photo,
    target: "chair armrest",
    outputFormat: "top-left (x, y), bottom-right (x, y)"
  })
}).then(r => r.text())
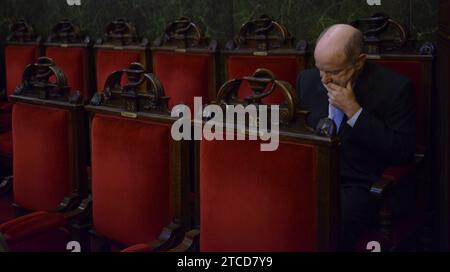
top-left (370, 162), bottom-right (417, 200)
top-left (150, 222), bottom-right (184, 251)
top-left (370, 161), bottom-right (421, 242)
top-left (0, 197), bottom-right (92, 251)
top-left (370, 177), bottom-right (397, 200)
top-left (169, 229), bottom-right (200, 252)
top-left (54, 193), bottom-right (82, 213)
top-left (120, 222), bottom-right (184, 252)
top-left (0, 211), bottom-right (67, 244)
top-left (63, 196), bottom-right (92, 223)
top-left (121, 243), bottom-right (153, 252)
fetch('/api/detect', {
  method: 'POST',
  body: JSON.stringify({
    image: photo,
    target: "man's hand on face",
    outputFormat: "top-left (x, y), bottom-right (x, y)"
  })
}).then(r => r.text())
top-left (325, 80), bottom-right (361, 118)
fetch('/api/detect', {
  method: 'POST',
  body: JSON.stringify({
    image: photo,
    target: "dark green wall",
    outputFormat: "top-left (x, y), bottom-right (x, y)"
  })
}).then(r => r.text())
top-left (0, 0), bottom-right (439, 91)
top-left (0, 0), bottom-right (438, 45)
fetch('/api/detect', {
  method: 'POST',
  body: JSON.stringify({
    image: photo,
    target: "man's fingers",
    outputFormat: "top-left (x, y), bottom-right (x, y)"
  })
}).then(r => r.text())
top-left (325, 85), bottom-right (338, 95)
top-left (326, 82), bottom-right (342, 92)
top-left (323, 83), bottom-right (335, 92)
top-left (323, 84), bottom-right (331, 92)
top-left (329, 99), bottom-right (339, 108)
top-left (346, 80), bottom-right (352, 89)
top-left (328, 93), bottom-right (337, 106)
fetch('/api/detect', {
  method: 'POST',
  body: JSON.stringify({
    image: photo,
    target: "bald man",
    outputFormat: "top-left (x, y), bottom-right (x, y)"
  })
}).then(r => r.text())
top-left (297, 24), bottom-right (415, 250)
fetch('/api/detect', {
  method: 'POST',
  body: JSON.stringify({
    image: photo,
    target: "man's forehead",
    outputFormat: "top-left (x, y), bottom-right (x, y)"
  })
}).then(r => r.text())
top-left (319, 24), bottom-right (356, 43)
top-left (314, 49), bottom-right (347, 68)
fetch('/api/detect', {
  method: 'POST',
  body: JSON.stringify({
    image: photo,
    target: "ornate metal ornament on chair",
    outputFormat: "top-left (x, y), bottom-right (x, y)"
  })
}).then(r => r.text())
top-left (90, 62), bottom-right (169, 115)
top-left (13, 56), bottom-right (81, 104)
top-left (47, 19), bottom-right (89, 44)
top-left (225, 14), bottom-right (306, 52)
top-left (6, 18), bottom-right (41, 43)
top-left (349, 13), bottom-right (436, 55)
top-left (223, 15), bottom-right (307, 105)
top-left (214, 68), bottom-right (312, 133)
top-left (97, 18), bottom-right (147, 47)
top-left (154, 16), bottom-right (216, 51)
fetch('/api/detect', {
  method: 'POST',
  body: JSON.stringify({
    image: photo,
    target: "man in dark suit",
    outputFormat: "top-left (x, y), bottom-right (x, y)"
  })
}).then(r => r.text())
top-left (297, 24), bottom-right (415, 250)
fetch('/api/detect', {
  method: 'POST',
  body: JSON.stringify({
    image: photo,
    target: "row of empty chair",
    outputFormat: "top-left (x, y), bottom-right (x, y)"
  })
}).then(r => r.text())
top-left (2, 16), bottom-right (307, 107)
top-left (0, 13), bottom-right (436, 251)
top-left (0, 56), bottom-right (339, 251)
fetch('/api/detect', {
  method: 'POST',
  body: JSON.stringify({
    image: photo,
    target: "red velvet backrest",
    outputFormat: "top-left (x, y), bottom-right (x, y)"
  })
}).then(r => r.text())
top-left (370, 60), bottom-right (428, 147)
top-left (91, 114), bottom-right (173, 246)
top-left (200, 139), bottom-right (318, 252)
top-left (4, 45), bottom-right (39, 97)
top-left (227, 55), bottom-right (300, 104)
top-left (12, 103), bottom-right (71, 211)
top-left (95, 49), bottom-right (142, 91)
top-left (46, 47), bottom-right (88, 100)
top-left (153, 51), bottom-right (213, 110)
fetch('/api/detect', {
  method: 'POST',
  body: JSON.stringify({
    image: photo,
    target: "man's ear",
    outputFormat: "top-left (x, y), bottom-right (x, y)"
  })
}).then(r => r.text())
top-left (355, 54), bottom-right (366, 70)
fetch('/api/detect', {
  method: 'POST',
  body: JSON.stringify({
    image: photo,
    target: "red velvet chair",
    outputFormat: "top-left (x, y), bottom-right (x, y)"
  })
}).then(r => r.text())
top-left (0, 19), bottom-right (42, 180)
top-left (0, 57), bottom-right (89, 251)
top-left (94, 18), bottom-right (149, 93)
top-left (224, 15), bottom-right (307, 104)
top-left (85, 63), bottom-right (191, 252)
top-left (152, 17), bottom-right (217, 110)
top-left (44, 19), bottom-right (92, 102)
top-left (172, 69), bottom-right (340, 252)
top-left (351, 14), bottom-right (435, 251)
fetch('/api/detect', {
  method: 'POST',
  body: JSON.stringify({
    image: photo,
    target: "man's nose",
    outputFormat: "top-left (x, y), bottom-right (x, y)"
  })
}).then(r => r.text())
top-left (320, 72), bottom-right (331, 84)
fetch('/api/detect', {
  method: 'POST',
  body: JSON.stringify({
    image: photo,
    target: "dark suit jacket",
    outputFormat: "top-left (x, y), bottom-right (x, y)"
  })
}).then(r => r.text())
top-left (297, 62), bottom-right (415, 185)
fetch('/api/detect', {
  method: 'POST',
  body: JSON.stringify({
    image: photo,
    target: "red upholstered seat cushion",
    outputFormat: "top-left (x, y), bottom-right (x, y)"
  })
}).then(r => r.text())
top-left (7, 227), bottom-right (70, 252)
top-left (46, 47), bottom-right (88, 100)
top-left (0, 131), bottom-right (12, 157)
top-left (370, 60), bottom-right (426, 147)
top-left (12, 103), bottom-right (71, 211)
top-left (0, 211), bottom-right (66, 243)
top-left (227, 55), bottom-right (300, 104)
top-left (95, 49), bottom-right (142, 91)
top-left (200, 139), bottom-right (317, 252)
top-left (153, 51), bottom-right (212, 110)
top-left (91, 115), bottom-right (172, 246)
top-left (5, 45), bottom-right (39, 97)
top-left (382, 163), bottom-right (417, 183)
